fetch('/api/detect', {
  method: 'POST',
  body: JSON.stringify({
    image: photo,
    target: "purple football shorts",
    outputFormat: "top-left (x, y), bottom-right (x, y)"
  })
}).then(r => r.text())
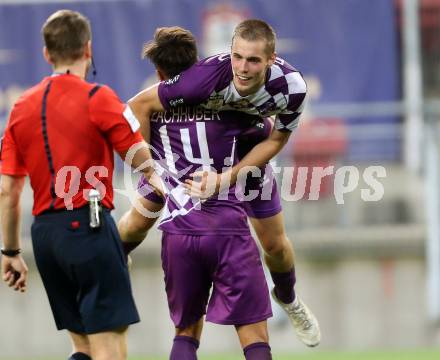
top-left (161, 232), bottom-right (272, 328)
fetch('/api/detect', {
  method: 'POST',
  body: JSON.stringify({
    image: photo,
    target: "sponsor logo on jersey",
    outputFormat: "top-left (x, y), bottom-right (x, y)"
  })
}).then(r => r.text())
top-left (205, 94), bottom-right (224, 110)
top-left (228, 98), bottom-right (252, 110)
top-left (164, 74), bottom-right (181, 85)
top-left (257, 99), bottom-right (277, 116)
top-left (169, 97), bottom-right (184, 107)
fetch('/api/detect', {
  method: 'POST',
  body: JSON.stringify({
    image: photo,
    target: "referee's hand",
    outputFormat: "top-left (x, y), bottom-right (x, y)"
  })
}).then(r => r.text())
top-left (1, 255), bottom-right (28, 292)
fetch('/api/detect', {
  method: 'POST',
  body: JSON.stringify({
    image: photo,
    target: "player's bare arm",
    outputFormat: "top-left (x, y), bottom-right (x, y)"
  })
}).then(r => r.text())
top-left (185, 128), bottom-right (290, 199)
top-left (118, 197), bottom-right (163, 242)
top-left (127, 83), bottom-right (164, 142)
top-left (0, 174), bottom-right (28, 292)
top-left (230, 128), bottom-right (290, 177)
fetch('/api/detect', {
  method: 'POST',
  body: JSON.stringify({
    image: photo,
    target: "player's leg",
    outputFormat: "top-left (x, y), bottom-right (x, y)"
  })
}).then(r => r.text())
top-left (242, 169), bottom-right (296, 298)
top-left (235, 320), bottom-right (271, 359)
top-left (250, 212), bottom-right (295, 296)
top-left (162, 232), bottom-right (212, 359)
top-left (245, 179), bottom-right (297, 302)
top-left (67, 331), bottom-right (91, 359)
top-left (170, 317), bottom-right (204, 360)
top-left (118, 196), bottom-right (163, 254)
top-left (87, 327), bottom-right (128, 360)
top-left (204, 233), bottom-right (272, 357)
top-left (246, 181), bottom-right (321, 347)
top-left (205, 233), bottom-right (272, 356)
top-left (250, 211), bottom-right (294, 269)
top-left (175, 316), bottom-right (204, 339)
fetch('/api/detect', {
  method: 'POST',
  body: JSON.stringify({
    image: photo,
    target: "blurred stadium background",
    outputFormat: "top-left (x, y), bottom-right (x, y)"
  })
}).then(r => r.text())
top-left (2, 0), bottom-right (440, 359)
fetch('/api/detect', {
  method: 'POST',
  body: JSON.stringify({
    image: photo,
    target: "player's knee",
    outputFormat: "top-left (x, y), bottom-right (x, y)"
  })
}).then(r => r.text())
top-left (260, 234), bottom-right (290, 258)
top-left (175, 318), bottom-right (203, 339)
top-left (263, 241), bottom-right (283, 258)
top-left (236, 321), bottom-right (269, 348)
top-left (248, 330), bottom-right (269, 345)
top-left (256, 224), bottom-right (285, 246)
top-left (175, 326), bottom-right (199, 338)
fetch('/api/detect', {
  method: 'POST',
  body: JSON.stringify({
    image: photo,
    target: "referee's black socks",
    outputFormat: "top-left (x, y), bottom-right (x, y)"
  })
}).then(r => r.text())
top-left (68, 353), bottom-right (91, 360)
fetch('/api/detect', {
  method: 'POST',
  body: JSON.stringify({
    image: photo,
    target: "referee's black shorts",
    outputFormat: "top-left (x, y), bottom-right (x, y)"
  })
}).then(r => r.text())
top-left (31, 207), bottom-right (140, 334)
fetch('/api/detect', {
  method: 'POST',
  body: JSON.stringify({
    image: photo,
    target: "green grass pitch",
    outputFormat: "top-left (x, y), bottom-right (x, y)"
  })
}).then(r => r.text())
top-left (128, 350), bottom-right (440, 360)
top-left (3, 349), bottom-right (440, 360)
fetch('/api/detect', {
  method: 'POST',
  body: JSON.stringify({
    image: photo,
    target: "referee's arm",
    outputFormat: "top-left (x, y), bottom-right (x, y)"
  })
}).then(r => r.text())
top-left (0, 174), bottom-right (28, 292)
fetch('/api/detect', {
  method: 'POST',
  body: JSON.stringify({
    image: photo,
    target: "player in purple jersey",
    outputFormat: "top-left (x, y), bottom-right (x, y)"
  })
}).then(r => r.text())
top-left (120, 27), bottom-right (273, 359)
top-left (126, 20), bottom-right (320, 347)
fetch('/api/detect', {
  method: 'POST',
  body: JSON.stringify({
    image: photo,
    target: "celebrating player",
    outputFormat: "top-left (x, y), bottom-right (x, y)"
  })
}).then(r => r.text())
top-left (122, 26), bottom-right (275, 359)
top-left (121, 21), bottom-right (320, 352)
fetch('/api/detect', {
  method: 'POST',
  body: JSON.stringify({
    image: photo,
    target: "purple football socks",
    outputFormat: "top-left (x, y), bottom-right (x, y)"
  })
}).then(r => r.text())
top-left (270, 268), bottom-right (296, 304)
top-left (169, 335), bottom-right (199, 360)
top-left (243, 342), bottom-right (272, 359)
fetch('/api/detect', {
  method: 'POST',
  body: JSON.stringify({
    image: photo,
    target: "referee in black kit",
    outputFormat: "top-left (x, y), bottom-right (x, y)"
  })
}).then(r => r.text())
top-left (0, 10), bottom-right (159, 360)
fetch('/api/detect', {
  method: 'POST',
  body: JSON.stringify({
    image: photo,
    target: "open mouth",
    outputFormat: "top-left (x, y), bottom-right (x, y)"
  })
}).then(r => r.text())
top-left (236, 74), bottom-right (251, 84)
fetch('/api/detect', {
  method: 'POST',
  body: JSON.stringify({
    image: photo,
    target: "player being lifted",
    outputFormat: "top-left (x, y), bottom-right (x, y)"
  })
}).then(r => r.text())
top-left (122, 20), bottom-right (321, 348)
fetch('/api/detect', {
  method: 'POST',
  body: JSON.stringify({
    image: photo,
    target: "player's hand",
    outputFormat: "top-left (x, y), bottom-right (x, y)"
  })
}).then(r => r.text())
top-left (184, 170), bottom-right (231, 200)
top-left (1, 255), bottom-right (28, 293)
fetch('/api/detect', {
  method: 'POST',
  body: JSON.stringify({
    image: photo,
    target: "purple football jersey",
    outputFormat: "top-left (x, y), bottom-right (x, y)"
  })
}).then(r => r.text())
top-left (142, 107), bottom-right (271, 235)
top-left (158, 54), bottom-right (306, 132)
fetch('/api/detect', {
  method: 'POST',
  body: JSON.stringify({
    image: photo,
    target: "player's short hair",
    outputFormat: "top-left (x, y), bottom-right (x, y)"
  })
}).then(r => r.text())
top-left (42, 10), bottom-right (91, 65)
top-left (233, 19), bottom-right (276, 56)
top-left (142, 26), bottom-right (198, 78)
